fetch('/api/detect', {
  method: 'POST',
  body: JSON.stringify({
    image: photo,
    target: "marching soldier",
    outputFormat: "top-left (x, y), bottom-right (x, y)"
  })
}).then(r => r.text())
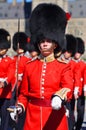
top-left (12, 31), bottom-right (33, 130)
top-left (0, 28), bottom-right (15, 130)
top-left (8, 3), bottom-right (73, 130)
top-left (12, 31), bottom-right (32, 90)
top-left (72, 37), bottom-right (85, 130)
top-left (57, 34), bottom-right (78, 130)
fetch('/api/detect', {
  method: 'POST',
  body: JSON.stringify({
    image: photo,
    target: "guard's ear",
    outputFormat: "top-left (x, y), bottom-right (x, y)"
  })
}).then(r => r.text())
top-left (54, 44), bottom-right (58, 49)
top-left (38, 44), bottom-right (41, 51)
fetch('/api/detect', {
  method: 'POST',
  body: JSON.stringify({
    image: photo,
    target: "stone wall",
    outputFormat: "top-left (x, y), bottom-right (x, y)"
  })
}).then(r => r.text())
top-left (0, 18), bottom-right (30, 56)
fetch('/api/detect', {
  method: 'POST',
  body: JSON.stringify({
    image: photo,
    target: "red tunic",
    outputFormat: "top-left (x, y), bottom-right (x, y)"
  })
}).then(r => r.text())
top-left (13, 54), bottom-right (31, 91)
top-left (18, 58), bottom-right (73, 130)
top-left (83, 66), bottom-right (86, 85)
top-left (0, 56), bottom-right (15, 99)
top-left (70, 59), bottom-right (86, 96)
top-left (74, 60), bottom-right (85, 96)
top-left (82, 63), bottom-right (86, 91)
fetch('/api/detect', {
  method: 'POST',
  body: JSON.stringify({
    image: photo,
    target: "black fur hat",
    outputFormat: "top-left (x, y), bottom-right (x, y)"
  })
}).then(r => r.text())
top-left (0, 28), bottom-right (11, 49)
top-left (13, 32), bottom-right (29, 52)
top-left (29, 3), bottom-right (68, 50)
top-left (25, 43), bottom-right (38, 53)
top-left (64, 34), bottom-right (77, 56)
top-left (76, 37), bottom-right (85, 54)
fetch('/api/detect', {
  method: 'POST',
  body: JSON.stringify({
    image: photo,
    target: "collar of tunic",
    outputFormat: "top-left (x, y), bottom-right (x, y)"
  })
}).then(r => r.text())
top-left (38, 53), bottom-right (55, 62)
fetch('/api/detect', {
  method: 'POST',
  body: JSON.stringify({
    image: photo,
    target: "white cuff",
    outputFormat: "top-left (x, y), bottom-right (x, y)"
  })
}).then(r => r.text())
top-left (18, 73), bottom-right (23, 77)
top-left (51, 96), bottom-right (62, 110)
top-left (74, 87), bottom-right (79, 95)
top-left (83, 85), bottom-right (86, 91)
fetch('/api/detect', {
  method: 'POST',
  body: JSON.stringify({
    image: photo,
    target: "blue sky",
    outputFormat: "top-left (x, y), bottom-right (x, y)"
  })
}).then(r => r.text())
top-left (7, 0), bottom-right (32, 2)
top-left (7, 0), bottom-right (75, 2)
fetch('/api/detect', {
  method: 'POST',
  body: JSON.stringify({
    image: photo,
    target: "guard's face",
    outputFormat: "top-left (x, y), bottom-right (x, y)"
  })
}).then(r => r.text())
top-left (64, 51), bottom-right (72, 59)
top-left (17, 49), bottom-right (24, 54)
top-left (0, 49), bottom-right (7, 56)
top-left (38, 39), bottom-right (57, 56)
top-left (74, 52), bottom-right (81, 60)
top-left (30, 51), bottom-right (38, 58)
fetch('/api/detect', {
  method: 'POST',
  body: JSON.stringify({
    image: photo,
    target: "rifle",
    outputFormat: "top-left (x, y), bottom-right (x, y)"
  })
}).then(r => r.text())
top-left (81, 96), bottom-right (86, 128)
top-left (12, 18), bottom-right (20, 104)
top-left (74, 99), bottom-right (78, 122)
top-left (7, 19), bottom-right (20, 123)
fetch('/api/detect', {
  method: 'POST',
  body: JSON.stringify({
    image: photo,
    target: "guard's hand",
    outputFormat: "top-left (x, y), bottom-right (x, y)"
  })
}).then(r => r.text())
top-left (65, 108), bottom-right (69, 117)
top-left (51, 96), bottom-right (62, 110)
top-left (7, 106), bottom-right (23, 122)
top-left (0, 82), bottom-right (4, 88)
top-left (83, 85), bottom-right (86, 97)
top-left (74, 87), bottom-right (79, 99)
top-left (0, 81), bottom-right (8, 88)
top-left (74, 94), bottom-right (79, 99)
top-left (84, 91), bottom-right (86, 97)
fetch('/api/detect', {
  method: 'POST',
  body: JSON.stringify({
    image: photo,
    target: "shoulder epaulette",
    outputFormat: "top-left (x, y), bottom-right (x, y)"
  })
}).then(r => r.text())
top-left (27, 56), bottom-right (38, 64)
top-left (57, 58), bottom-right (69, 64)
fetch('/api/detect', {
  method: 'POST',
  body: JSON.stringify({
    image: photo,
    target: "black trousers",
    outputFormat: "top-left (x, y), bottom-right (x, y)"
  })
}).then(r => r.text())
top-left (73, 96), bottom-right (85, 130)
top-left (66, 100), bottom-right (75, 130)
top-left (0, 98), bottom-right (11, 130)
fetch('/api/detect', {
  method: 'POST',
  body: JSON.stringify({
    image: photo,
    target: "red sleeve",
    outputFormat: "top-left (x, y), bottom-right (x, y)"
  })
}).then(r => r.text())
top-left (18, 66), bottom-right (29, 110)
top-left (83, 67), bottom-right (86, 85)
top-left (74, 63), bottom-right (81, 87)
top-left (61, 63), bottom-right (73, 100)
top-left (6, 58), bottom-right (16, 84)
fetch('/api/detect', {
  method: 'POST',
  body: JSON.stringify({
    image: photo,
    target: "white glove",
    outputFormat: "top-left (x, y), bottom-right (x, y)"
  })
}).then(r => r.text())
top-left (65, 108), bottom-right (69, 117)
top-left (83, 85), bottom-right (86, 96)
top-left (74, 87), bottom-right (79, 99)
top-left (51, 96), bottom-right (62, 110)
top-left (74, 87), bottom-right (79, 95)
top-left (7, 106), bottom-right (22, 122)
top-left (83, 85), bottom-right (86, 91)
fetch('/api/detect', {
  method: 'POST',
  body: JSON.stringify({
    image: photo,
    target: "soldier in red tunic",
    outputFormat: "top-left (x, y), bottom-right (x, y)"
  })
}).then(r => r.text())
top-left (12, 32), bottom-right (31, 88)
top-left (72, 37), bottom-right (85, 130)
top-left (0, 28), bottom-right (15, 130)
top-left (57, 34), bottom-right (78, 130)
top-left (9, 3), bottom-right (73, 130)
top-left (12, 32), bottom-right (39, 90)
top-left (12, 32), bottom-right (35, 130)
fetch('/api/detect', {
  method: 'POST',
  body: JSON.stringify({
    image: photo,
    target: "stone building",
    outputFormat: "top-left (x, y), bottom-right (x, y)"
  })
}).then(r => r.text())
top-left (0, 0), bottom-right (32, 55)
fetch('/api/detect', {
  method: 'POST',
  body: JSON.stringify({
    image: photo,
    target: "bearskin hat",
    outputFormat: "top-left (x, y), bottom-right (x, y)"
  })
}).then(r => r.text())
top-left (29, 3), bottom-right (68, 51)
top-left (25, 43), bottom-right (39, 53)
top-left (76, 37), bottom-right (85, 54)
top-left (64, 34), bottom-right (77, 56)
top-left (13, 32), bottom-right (29, 52)
top-left (0, 28), bottom-right (11, 49)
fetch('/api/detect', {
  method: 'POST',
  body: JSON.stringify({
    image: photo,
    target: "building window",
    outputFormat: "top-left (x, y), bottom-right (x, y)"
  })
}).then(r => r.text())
top-left (0, 0), bottom-right (6, 2)
top-left (0, 7), bottom-right (3, 9)
top-left (79, 4), bottom-right (82, 8)
top-left (0, 13), bottom-right (3, 17)
top-left (15, 13), bottom-right (18, 17)
top-left (8, 6), bottom-right (11, 9)
top-left (70, 4), bottom-right (73, 8)
top-left (7, 0), bottom-right (32, 3)
top-left (4, 13), bottom-right (8, 17)
top-left (17, 6), bottom-right (20, 9)
top-left (80, 11), bottom-right (84, 16)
